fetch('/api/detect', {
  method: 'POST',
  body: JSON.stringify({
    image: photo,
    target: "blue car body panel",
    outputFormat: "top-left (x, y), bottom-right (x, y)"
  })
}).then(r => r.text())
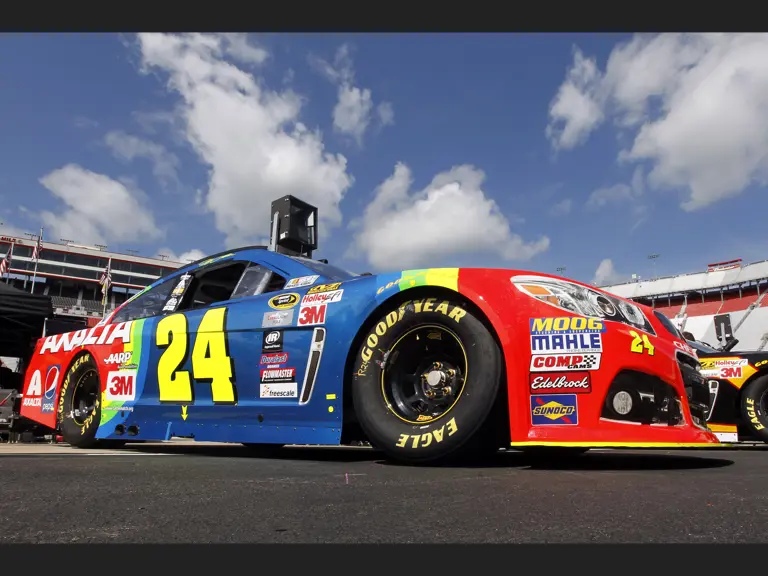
top-left (93, 248), bottom-right (394, 446)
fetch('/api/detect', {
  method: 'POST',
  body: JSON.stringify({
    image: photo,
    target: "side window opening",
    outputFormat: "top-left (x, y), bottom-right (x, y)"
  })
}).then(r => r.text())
top-left (231, 264), bottom-right (287, 300)
top-left (111, 277), bottom-right (177, 323)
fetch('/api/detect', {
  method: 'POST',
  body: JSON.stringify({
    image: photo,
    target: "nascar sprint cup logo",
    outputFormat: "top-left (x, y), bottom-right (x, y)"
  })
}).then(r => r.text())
top-left (529, 372), bottom-right (591, 394)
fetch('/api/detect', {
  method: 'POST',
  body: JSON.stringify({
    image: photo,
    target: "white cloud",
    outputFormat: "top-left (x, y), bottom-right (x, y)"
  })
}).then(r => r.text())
top-left (105, 130), bottom-right (180, 190)
top-left (158, 247), bottom-right (207, 263)
top-left (586, 166), bottom-right (648, 231)
top-left (548, 33), bottom-right (768, 211)
top-left (351, 163), bottom-right (550, 271)
top-left (136, 33), bottom-right (353, 248)
top-left (593, 258), bottom-right (626, 286)
top-left (220, 33), bottom-right (268, 66)
top-left (38, 164), bottom-right (162, 247)
top-left (309, 44), bottom-right (393, 144)
top-left (549, 198), bottom-right (572, 217)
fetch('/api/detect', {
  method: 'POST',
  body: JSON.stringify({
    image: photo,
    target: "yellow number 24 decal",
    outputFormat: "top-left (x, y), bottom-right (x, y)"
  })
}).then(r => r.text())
top-left (629, 330), bottom-right (655, 356)
top-left (156, 307), bottom-right (236, 404)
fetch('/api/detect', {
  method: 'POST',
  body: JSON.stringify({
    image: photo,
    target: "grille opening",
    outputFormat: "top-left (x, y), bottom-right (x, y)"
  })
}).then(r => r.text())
top-left (601, 370), bottom-right (684, 426)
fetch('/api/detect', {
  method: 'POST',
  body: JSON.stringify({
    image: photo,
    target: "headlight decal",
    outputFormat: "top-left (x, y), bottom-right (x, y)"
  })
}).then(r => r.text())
top-left (511, 274), bottom-right (656, 336)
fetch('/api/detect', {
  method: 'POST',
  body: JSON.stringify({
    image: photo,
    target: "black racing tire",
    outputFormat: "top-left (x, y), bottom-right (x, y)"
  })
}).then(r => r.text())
top-left (740, 374), bottom-right (768, 443)
top-left (242, 443), bottom-right (285, 456)
top-left (351, 295), bottom-right (503, 465)
top-left (57, 353), bottom-right (105, 449)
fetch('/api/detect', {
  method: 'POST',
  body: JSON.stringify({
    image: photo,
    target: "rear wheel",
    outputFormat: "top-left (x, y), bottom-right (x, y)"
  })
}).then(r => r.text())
top-left (351, 295), bottom-right (504, 464)
top-left (58, 353), bottom-right (119, 449)
top-left (740, 375), bottom-right (768, 443)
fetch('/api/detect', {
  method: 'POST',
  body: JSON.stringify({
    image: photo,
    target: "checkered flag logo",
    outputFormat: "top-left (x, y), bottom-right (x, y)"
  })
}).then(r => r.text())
top-left (573, 355), bottom-right (598, 370)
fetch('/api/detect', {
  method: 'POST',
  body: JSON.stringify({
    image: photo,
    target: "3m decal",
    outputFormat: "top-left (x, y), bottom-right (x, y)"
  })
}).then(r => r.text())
top-left (262, 330), bottom-right (283, 352)
top-left (39, 321), bottom-right (133, 354)
top-left (530, 317), bottom-right (606, 334)
top-left (260, 352), bottom-right (289, 366)
top-left (360, 299), bottom-right (467, 362)
top-left (298, 303), bottom-right (327, 326)
top-left (301, 289), bottom-right (343, 306)
top-left (529, 372), bottom-right (591, 394)
top-left (155, 308), bottom-right (236, 404)
top-left (104, 352), bottom-right (132, 365)
top-left (721, 366), bottom-right (742, 379)
top-left (41, 365), bottom-right (59, 414)
top-left (395, 417), bottom-right (458, 449)
top-left (629, 330), bottom-right (655, 356)
top-left (307, 282), bottom-right (342, 294)
top-left (531, 394), bottom-right (578, 425)
top-left (268, 293), bottom-right (300, 310)
top-left (285, 275), bottom-right (319, 289)
top-left (260, 382), bottom-right (298, 398)
top-left (260, 367), bottom-right (295, 383)
top-left (262, 310), bottom-right (294, 328)
top-left (745, 398), bottom-right (765, 431)
top-left (23, 369), bottom-right (42, 408)
top-left (106, 370), bottom-right (137, 402)
top-left (530, 354), bottom-right (601, 372)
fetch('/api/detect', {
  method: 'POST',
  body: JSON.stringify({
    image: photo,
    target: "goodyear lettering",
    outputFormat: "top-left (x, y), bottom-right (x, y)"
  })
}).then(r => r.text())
top-left (756, 360), bottom-right (768, 368)
top-left (395, 417), bottom-right (458, 448)
top-left (530, 317), bottom-right (605, 334)
top-left (58, 354), bottom-right (91, 419)
top-left (360, 300), bottom-right (466, 362)
top-left (746, 398), bottom-right (765, 431)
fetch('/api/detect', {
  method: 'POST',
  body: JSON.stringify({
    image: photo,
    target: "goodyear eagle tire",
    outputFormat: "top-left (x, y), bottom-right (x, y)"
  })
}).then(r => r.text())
top-left (352, 296), bottom-right (502, 464)
top-left (740, 374), bottom-right (768, 443)
top-left (58, 353), bottom-right (106, 449)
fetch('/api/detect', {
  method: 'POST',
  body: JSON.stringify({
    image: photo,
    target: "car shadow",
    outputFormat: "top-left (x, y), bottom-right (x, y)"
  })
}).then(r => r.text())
top-left (120, 442), bottom-right (735, 470)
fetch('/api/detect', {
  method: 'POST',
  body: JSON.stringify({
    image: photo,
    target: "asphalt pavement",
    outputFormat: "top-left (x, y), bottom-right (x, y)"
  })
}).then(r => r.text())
top-left (1, 440), bottom-right (766, 543)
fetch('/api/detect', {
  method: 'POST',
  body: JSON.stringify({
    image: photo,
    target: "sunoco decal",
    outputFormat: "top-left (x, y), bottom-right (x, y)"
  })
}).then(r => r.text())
top-left (531, 394), bottom-right (578, 425)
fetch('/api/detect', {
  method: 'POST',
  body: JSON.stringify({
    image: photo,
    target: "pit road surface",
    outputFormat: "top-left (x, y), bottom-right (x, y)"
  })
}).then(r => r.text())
top-left (1, 441), bottom-right (766, 543)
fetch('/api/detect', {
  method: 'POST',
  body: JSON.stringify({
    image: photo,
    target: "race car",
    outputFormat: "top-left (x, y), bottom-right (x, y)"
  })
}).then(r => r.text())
top-left (683, 336), bottom-right (768, 444)
top-left (18, 247), bottom-right (719, 464)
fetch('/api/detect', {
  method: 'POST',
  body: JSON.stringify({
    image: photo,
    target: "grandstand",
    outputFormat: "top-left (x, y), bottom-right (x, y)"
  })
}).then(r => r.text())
top-left (600, 259), bottom-right (768, 351)
top-left (0, 232), bottom-right (184, 327)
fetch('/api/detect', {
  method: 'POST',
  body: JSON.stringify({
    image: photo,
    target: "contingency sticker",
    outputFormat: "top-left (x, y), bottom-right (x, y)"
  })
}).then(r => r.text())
top-left (285, 275), bottom-right (319, 289)
top-left (530, 394), bottom-right (578, 425)
top-left (262, 310), bottom-right (294, 328)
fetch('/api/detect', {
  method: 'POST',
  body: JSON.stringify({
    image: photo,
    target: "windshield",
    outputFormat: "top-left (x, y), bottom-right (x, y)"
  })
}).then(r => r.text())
top-left (289, 256), bottom-right (359, 281)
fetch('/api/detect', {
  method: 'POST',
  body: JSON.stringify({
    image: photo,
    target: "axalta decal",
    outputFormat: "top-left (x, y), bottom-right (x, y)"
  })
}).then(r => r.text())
top-left (376, 268), bottom-right (459, 297)
top-left (360, 298), bottom-right (467, 362)
top-left (39, 321), bottom-right (134, 354)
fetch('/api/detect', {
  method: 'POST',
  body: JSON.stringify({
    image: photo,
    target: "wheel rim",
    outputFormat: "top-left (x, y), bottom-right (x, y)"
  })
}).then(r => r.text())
top-left (380, 324), bottom-right (468, 425)
top-left (70, 368), bottom-right (100, 426)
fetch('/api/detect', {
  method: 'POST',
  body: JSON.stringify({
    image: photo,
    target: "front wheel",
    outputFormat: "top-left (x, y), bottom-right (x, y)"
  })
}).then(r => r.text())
top-left (740, 375), bottom-right (768, 443)
top-left (351, 296), bottom-right (503, 464)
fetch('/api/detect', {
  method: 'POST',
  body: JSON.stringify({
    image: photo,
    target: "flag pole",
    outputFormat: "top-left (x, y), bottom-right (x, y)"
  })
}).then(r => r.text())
top-left (101, 257), bottom-right (112, 316)
top-left (30, 227), bottom-right (42, 294)
top-left (4, 242), bottom-right (13, 284)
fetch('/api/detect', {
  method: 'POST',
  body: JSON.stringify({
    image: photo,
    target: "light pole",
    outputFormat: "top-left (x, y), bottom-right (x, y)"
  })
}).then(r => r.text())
top-left (648, 253), bottom-right (660, 279)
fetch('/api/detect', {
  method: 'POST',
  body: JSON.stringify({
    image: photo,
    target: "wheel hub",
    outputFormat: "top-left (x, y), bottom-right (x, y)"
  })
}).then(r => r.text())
top-left (421, 361), bottom-right (457, 400)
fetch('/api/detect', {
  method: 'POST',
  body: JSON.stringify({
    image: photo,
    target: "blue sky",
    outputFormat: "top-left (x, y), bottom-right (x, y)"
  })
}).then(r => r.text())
top-left (1, 33), bottom-right (766, 286)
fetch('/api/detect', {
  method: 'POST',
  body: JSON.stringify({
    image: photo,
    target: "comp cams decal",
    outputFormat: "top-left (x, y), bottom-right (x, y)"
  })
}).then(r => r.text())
top-left (530, 354), bottom-right (601, 372)
top-left (285, 275), bottom-right (319, 289)
top-left (529, 372), bottom-right (591, 394)
top-left (531, 394), bottom-right (578, 425)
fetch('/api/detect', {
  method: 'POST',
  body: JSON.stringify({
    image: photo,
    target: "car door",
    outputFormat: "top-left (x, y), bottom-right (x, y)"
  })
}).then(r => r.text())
top-left (137, 259), bottom-right (327, 441)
